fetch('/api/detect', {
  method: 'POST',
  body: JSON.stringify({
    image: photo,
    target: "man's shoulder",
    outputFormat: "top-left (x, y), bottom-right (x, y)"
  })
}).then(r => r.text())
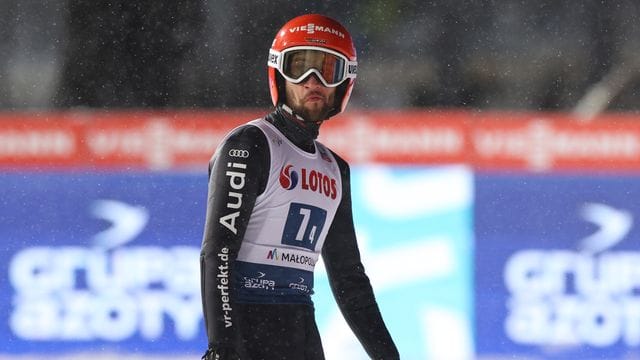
top-left (210, 118), bottom-right (270, 169)
top-left (224, 118), bottom-right (268, 144)
top-left (316, 143), bottom-right (349, 173)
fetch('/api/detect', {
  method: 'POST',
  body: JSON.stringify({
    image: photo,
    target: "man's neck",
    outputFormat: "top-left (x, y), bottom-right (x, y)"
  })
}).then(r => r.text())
top-left (266, 105), bottom-right (321, 153)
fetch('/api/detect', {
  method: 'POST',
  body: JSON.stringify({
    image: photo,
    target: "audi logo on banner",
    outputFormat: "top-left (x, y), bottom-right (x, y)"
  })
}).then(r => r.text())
top-left (229, 149), bottom-right (250, 158)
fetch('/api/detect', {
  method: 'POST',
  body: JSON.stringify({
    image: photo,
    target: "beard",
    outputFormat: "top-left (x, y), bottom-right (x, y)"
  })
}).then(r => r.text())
top-left (285, 83), bottom-right (335, 123)
top-left (293, 100), bottom-right (332, 123)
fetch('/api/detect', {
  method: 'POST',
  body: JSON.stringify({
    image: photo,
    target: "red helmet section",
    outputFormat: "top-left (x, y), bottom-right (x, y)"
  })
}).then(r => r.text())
top-left (268, 14), bottom-right (357, 116)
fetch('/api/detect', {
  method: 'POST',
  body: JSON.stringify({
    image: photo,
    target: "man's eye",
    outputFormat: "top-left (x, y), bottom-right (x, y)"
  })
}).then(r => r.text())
top-left (291, 61), bottom-right (305, 72)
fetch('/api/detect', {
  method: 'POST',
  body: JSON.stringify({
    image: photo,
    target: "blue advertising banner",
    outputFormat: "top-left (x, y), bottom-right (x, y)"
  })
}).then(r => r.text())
top-left (315, 165), bottom-right (475, 360)
top-left (475, 173), bottom-right (640, 359)
top-left (1, 172), bottom-right (207, 355)
top-left (0, 166), bottom-right (475, 359)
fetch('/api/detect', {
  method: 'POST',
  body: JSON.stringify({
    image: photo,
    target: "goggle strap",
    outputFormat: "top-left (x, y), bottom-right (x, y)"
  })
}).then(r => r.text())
top-left (268, 48), bottom-right (282, 69)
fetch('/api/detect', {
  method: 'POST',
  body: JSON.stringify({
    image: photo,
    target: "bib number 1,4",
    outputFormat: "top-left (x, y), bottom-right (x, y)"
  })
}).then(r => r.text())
top-left (281, 202), bottom-right (327, 251)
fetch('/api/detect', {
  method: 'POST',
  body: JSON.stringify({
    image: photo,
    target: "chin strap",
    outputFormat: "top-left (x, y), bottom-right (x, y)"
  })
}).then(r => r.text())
top-left (280, 103), bottom-right (308, 123)
top-left (274, 104), bottom-right (321, 143)
top-left (280, 103), bottom-right (335, 124)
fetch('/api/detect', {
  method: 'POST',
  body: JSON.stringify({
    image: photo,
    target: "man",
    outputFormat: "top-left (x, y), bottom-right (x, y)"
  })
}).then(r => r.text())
top-left (200, 14), bottom-right (399, 360)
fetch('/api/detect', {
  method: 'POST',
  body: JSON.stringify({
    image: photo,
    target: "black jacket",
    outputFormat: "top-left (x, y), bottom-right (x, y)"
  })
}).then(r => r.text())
top-left (200, 107), bottom-right (399, 359)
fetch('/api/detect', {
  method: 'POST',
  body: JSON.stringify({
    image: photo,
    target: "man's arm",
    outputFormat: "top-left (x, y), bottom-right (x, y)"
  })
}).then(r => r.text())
top-left (200, 124), bottom-right (269, 357)
top-left (321, 153), bottom-right (400, 360)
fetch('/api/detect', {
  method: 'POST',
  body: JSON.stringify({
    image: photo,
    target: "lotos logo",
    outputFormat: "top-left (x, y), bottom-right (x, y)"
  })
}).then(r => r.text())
top-left (279, 164), bottom-right (299, 190)
top-left (279, 164), bottom-right (338, 199)
top-left (301, 168), bottom-right (338, 199)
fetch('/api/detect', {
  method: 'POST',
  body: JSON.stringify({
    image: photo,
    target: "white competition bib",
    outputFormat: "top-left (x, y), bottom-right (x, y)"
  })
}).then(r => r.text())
top-left (234, 118), bottom-right (342, 303)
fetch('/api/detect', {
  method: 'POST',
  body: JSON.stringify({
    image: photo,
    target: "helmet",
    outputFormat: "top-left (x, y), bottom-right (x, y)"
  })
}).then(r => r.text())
top-left (268, 14), bottom-right (357, 118)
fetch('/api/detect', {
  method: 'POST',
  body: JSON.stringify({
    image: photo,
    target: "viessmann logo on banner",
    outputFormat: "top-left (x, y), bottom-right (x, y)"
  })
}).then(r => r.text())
top-left (3, 111), bottom-right (640, 171)
top-left (475, 174), bottom-right (640, 359)
top-left (0, 173), bottom-right (207, 353)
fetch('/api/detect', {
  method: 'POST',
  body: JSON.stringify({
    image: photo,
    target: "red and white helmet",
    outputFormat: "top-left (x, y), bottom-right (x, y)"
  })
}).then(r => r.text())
top-left (268, 14), bottom-right (357, 118)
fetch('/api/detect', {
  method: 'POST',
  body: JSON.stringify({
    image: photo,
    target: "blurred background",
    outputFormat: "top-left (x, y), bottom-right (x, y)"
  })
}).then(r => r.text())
top-left (2, 0), bottom-right (640, 112)
top-left (3, 1), bottom-right (640, 360)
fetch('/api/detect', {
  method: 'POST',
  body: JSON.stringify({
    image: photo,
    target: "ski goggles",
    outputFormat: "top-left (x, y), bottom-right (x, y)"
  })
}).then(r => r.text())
top-left (268, 46), bottom-right (357, 87)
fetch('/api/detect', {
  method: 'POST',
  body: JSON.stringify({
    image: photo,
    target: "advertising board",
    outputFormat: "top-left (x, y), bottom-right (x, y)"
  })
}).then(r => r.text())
top-left (475, 173), bottom-right (640, 359)
top-left (1, 173), bottom-right (207, 355)
top-left (2, 110), bottom-right (640, 172)
top-left (3, 110), bottom-right (640, 359)
top-left (1, 165), bottom-right (474, 359)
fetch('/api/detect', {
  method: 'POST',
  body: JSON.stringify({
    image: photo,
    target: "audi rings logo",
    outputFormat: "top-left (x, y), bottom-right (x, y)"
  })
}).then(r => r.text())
top-left (228, 149), bottom-right (250, 158)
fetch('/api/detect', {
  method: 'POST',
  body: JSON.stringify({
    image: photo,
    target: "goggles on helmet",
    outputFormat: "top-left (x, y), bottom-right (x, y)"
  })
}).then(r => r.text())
top-left (268, 46), bottom-right (357, 88)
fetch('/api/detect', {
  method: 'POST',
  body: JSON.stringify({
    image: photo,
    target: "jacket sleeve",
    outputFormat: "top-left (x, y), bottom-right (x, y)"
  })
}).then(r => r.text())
top-left (200, 124), bottom-right (269, 353)
top-left (321, 153), bottom-right (400, 360)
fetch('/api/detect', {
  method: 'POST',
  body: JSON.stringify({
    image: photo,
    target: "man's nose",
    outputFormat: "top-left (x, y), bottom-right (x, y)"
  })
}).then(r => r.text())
top-left (302, 73), bottom-right (323, 87)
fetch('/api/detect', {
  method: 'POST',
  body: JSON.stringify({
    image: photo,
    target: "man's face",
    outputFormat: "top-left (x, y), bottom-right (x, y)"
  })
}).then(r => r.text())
top-left (284, 74), bottom-right (336, 123)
